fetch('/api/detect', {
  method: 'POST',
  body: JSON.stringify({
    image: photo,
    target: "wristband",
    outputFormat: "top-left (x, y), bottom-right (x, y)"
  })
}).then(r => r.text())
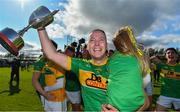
top-left (37, 27), bottom-right (45, 31)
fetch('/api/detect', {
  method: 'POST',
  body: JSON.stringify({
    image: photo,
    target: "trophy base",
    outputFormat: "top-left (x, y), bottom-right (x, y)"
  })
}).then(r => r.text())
top-left (0, 33), bottom-right (19, 56)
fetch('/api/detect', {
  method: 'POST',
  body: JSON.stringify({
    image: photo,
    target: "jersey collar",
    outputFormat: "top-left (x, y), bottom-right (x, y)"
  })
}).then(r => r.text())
top-left (90, 57), bottom-right (108, 66)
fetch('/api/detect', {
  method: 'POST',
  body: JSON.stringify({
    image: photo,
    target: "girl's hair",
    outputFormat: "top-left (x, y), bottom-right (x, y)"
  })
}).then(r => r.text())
top-left (113, 26), bottom-right (149, 76)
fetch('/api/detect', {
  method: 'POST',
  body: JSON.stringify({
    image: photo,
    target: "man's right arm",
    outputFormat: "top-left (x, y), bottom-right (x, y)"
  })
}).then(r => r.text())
top-left (37, 29), bottom-right (69, 70)
top-left (32, 71), bottom-right (55, 100)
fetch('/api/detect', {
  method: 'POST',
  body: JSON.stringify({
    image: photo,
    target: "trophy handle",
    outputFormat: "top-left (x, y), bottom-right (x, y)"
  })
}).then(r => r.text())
top-left (18, 24), bottom-right (32, 36)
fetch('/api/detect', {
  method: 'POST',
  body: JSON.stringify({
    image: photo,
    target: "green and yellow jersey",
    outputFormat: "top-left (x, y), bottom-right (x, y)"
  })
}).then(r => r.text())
top-left (34, 58), bottom-right (66, 102)
top-left (33, 57), bottom-right (46, 87)
top-left (156, 63), bottom-right (180, 98)
top-left (43, 61), bottom-right (66, 102)
top-left (67, 57), bottom-right (108, 111)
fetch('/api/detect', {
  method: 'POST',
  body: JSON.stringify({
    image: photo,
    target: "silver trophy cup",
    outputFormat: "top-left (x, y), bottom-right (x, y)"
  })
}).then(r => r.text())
top-left (0, 6), bottom-right (59, 56)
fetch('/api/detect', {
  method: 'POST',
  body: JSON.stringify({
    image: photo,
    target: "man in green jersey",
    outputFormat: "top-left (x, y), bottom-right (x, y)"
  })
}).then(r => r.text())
top-left (37, 27), bottom-right (108, 111)
top-left (155, 48), bottom-right (180, 111)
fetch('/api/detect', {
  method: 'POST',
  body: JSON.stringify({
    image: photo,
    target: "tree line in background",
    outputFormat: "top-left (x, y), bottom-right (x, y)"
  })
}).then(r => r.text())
top-left (0, 41), bottom-right (179, 67)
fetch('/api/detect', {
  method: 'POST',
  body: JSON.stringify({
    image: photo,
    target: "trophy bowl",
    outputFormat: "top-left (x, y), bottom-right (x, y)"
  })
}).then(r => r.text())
top-left (29, 6), bottom-right (58, 29)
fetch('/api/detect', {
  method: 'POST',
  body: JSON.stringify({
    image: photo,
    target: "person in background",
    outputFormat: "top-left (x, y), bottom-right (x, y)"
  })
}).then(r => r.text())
top-left (9, 58), bottom-right (21, 87)
top-left (8, 58), bottom-right (21, 95)
top-left (108, 49), bottom-right (114, 57)
top-left (143, 74), bottom-right (153, 110)
top-left (64, 46), bottom-right (82, 111)
top-left (32, 40), bottom-right (67, 111)
top-left (138, 43), bottom-right (153, 111)
top-left (155, 48), bottom-right (180, 111)
top-left (82, 44), bottom-right (91, 60)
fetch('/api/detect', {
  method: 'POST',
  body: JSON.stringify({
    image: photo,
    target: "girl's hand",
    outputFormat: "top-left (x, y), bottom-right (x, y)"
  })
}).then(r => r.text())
top-left (102, 104), bottom-right (118, 112)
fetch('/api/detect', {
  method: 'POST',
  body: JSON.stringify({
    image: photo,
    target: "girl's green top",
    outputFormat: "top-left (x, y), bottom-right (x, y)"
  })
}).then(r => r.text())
top-left (107, 51), bottom-right (144, 111)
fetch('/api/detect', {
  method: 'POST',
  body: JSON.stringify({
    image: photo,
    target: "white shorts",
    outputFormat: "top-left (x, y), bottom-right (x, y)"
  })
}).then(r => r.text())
top-left (157, 95), bottom-right (180, 110)
top-left (40, 95), bottom-right (67, 111)
top-left (66, 91), bottom-right (81, 104)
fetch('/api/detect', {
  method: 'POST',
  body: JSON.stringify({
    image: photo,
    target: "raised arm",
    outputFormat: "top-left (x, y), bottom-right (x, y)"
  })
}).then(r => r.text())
top-left (37, 29), bottom-right (68, 70)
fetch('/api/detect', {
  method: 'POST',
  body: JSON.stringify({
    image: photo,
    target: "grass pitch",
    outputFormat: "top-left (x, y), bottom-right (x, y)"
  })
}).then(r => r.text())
top-left (0, 67), bottom-right (164, 111)
top-left (0, 67), bottom-right (43, 111)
